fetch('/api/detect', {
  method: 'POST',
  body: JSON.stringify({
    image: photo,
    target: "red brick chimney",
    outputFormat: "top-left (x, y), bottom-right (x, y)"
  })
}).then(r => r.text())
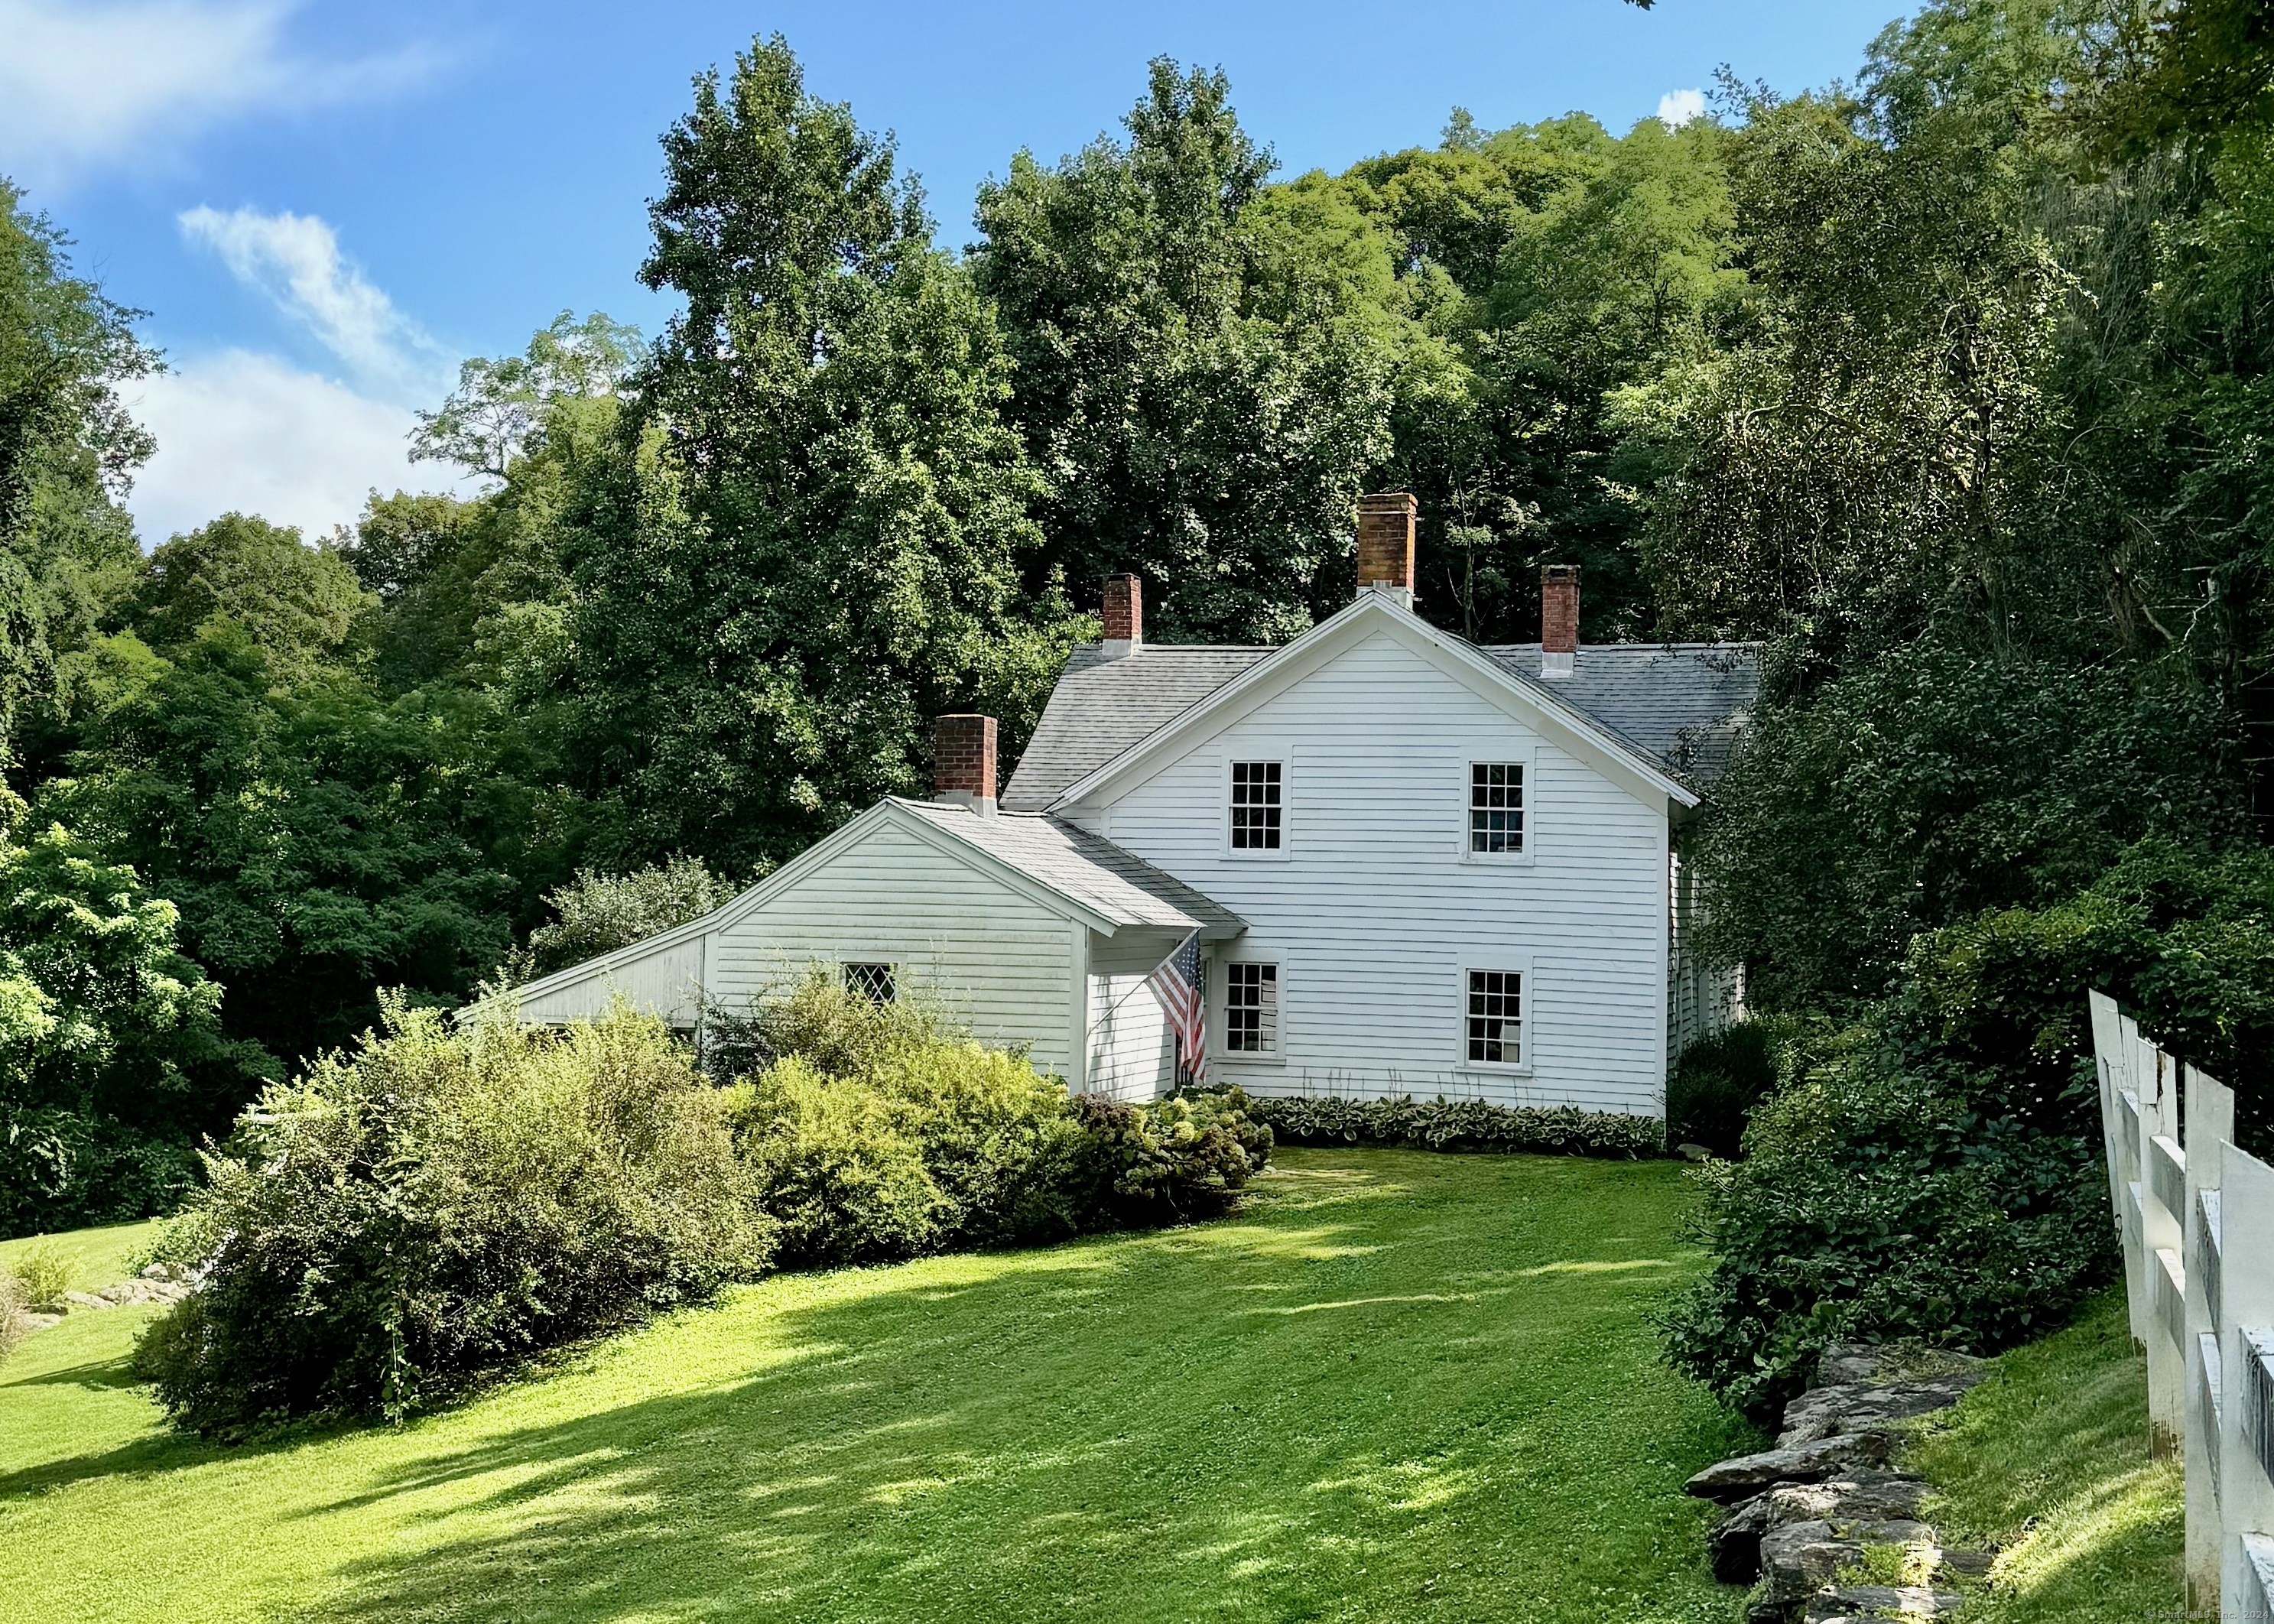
top-left (932, 714), bottom-right (997, 814)
top-left (1102, 573), bottom-right (1142, 656)
top-left (1356, 492), bottom-right (1418, 606)
top-left (1541, 565), bottom-right (1578, 678)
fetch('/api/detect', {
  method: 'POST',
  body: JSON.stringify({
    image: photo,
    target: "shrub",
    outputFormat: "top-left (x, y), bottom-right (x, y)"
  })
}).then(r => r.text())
top-left (1250, 1094), bottom-right (1661, 1158)
top-left (0, 1268), bottom-right (29, 1366)
top-left (1665, 1021), bottom-right (1785, 1158)
top-left (0, 1106), bottom-right (201, 1239)
top-left (524, 857), bottom-right (735, 978)
top-left (134, 996), bottom-right (772, 1436)
top-left (1074, 1090), bottom-right (1273, 1224)
top-left (1653, 1031), bottom-right (2113, 1423)
top-left (10, 1235), bottom-right (73, 1309)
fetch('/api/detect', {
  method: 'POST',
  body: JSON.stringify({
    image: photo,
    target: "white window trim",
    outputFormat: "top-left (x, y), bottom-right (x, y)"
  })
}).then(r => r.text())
top-left (1459, 749), bottom-right (1537, 866)
top-left (1221, 749), bottom-right (1294, 861)
top-left (1454, 958), bottom-right (1533, 1076)
top-left (1216, 956), bottom-right (1287, 1067)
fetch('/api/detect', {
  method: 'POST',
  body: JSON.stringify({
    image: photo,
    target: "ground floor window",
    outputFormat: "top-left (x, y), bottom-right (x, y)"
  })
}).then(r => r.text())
top-left (1224, 962), bottom-right (1278, 1053)
top-left (1465, 970), bottom-right (1521, 1064)
top-left (843, 962), bottom-right (896, 1002)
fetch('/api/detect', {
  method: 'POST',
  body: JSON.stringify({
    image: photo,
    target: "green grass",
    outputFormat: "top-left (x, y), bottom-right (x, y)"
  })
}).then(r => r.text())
top-left (1907, 1287), bottom-right (2183, 1622)
top-left (0, 1149), bottom-right (1753, 1624)
top-left (0, 1218), bottom-right (164, 1295)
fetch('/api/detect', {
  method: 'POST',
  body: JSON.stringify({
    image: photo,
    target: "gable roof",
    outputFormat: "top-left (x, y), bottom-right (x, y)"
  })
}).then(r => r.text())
top-left (892, 800), bottom-right (1245, 937)
top-left (1002, 596), bottom-right (1758, 813)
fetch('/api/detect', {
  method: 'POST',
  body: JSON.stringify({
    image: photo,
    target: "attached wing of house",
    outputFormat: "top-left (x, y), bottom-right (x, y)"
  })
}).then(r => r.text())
top-left (515, 495), bottom-right (1759, 1114)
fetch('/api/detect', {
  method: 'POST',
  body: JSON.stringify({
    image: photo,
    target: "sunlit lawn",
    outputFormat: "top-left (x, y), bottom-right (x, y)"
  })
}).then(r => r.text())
top-left (0, 1148), bottom-right (1753, 1623)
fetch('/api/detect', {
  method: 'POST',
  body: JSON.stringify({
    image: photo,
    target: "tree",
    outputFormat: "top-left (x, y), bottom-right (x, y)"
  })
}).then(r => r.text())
top-left (556, 36), bottom-right (1080, 876)
top-left (128, 513), bottom-right (372, 678)
top-left (972, 60), bottom-right (1393, 642)
top-left (411, 310), bottom-right (644, 484)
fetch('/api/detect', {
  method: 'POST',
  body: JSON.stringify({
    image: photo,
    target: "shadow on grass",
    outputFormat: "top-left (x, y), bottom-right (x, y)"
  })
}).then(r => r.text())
top-left (269, 1155), bottom-right (1745, 1624)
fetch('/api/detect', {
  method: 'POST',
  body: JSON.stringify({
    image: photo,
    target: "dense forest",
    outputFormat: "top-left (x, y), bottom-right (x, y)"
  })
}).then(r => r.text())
top-left (4, 0), bottom-right (2273, 1236)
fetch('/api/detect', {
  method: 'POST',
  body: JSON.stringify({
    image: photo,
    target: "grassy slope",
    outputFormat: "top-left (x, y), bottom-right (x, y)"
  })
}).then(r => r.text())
top-left (0, 1149), bottom-right (1753, 1624)
top-left (1907, 1287), bottom-right (2183, 1622)
top-left (0, 1218), bottom-right (163, 1294)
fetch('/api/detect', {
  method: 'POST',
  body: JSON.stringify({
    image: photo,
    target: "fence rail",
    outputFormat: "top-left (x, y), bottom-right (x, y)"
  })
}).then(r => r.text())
top-left (2090, 993), bottom-right (2274, 1622)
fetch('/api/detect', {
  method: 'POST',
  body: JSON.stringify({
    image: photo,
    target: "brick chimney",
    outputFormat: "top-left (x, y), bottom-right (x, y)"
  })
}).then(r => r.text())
top-left (932, 714), bottom-right (997, 815)
top-left (1541, 565), bottom-right (1579, 678)
top-left (1101, 573), bottom-right (1142, 658)
top-left (1356, 492), bottom-right (1418, 609)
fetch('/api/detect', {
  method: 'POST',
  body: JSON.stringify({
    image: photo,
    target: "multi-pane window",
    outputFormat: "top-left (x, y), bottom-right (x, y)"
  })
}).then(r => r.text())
top-left (1465, 970), bottom-right (1522, 1064)
top-left (1469, 763), bottom-right (1525, 854)
top-left (843, 962), bottom-right (896, 1002)
top-left (1230, 761), bottom-right (1284, 850)
top-left (1225, 962), bottom-right (1279, 1053)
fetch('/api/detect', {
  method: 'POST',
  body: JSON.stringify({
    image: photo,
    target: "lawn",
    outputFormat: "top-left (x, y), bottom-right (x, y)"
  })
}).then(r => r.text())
top-left (0, 1148), bottom-right (1754, 1624)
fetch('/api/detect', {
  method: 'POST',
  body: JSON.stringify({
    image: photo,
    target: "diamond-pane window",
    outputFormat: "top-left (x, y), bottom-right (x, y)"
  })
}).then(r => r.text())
top-left (1230, 761), bottom-right (1283, 849)
top-left (1470, 763), bottom-right (1525, 854)
top-left (843, 962), bottom-right (896, 1002)
top-left (1465, 970), bottom-right (1521, 1064)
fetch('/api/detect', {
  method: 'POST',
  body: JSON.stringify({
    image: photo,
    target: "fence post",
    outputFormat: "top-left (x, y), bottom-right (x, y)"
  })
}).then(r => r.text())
top-left (2186, 1065), bottom-right (2235, 1616)
top-left (2133, 1033), bottom-right (2188, 1456)
top-left (2104, 1010), bottom-right (2151, 1350)
top-left (2218, 1140), bottom-right (2274, 1623)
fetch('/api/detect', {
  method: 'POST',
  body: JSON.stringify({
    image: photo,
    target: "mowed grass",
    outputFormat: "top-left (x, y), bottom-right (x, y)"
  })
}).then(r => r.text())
top-left (0, 1217), bottom-right (164, 1294)
top-left (0, 1149), bottom-right (1755, 1624)
top-left (1909, 1287), bottom-right (2183, 1622)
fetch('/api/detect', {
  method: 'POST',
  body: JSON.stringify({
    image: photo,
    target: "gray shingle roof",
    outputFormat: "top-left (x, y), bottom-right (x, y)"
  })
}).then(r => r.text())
top-left (1002, 646), bottom-right (1270, 812)
top-left (894, 798), bottom-right (1246, 935)
top-left (1480, 643), bottom-right (1762, 787)
top-left (1001, 635), bottom-right (1759, 810)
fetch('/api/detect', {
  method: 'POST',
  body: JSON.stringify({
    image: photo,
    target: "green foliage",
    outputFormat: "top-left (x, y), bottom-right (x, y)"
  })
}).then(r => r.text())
top-left (1665, 1021), bottom-right (1783, 1158)
top-left (7, 1233), bottom-right (70, 1308)
top-left (522, 856), bottom-right (732, 978)
top-left (128, 513), bottom-right (372, 677)
top-left (1071, 1089), bottom-right (1273, 1223)
top-left (561, 35), bottom-right (1081, 876)
top-left (972, 59), bottom-right (1393, 641)
top-left (0, 1264), bottom-right (26, 1364)
top-left (133, 998), bottom-right (772, 1435)
top-left (1249, 1092), bottom-right (1662, 1158)
top-left (1654, 1031), bottom-right (2112, 1423)
top-left (411, 310), bottom-right (644, 482)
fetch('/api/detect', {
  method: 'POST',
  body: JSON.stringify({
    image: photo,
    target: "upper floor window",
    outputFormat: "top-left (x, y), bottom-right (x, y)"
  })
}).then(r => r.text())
top-left (1465, 969), bottom-right (1521, 1065)
top-left (843, 962), bottom-right (897, 1002)
top-left (1230, 761), bottom-right (1283, 850)
top-left (1470, 763), bottom-right (1524, 854)
top-left (1225, 961), bottom-right (1279, 1053)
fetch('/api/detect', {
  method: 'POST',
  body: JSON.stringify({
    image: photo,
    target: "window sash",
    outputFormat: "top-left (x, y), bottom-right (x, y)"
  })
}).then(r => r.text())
top-left (1225, 961), bottom-right (1279, 1053)
top-left (1230, 760), bottom-right (1283, 850)
top-left (1465, 969), bottom-right (1521, 1064)
top-left (1469, 762), bottom-right (1525, 854)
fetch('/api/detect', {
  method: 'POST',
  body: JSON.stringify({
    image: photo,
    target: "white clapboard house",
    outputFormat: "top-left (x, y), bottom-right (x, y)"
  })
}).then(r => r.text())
top-left (515, 494), bottom-right (1759, 1117)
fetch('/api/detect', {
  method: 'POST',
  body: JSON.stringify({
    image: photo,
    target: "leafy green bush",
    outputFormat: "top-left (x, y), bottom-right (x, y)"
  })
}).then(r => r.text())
top-left (1249, 1094), bottom-right (1661, 1158)
top-left (0, 1268), bottom-right (28, 1366)
top-left (9, 1234), bottom-right (73, 1310)
top-left (1665, 1021), bottom-right (1784, 1158)
top-left (133, 997), bottom-right (772, 1436)
top-left (1074, 1090), bottom-right (1274, 1224)
top-left (0, 1105), bottom-right (201, 1237)
top-left (723, 967), bottom-right (1269, 1261)
top-left (1654, 1031), bottom-right (2113, 1423)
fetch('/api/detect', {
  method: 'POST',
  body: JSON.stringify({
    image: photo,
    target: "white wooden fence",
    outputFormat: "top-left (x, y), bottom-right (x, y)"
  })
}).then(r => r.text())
top-left (2089, 991), bottom-right (2274, 1620)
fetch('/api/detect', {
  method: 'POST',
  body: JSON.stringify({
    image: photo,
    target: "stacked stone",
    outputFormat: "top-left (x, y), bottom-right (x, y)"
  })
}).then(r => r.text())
top-left (1684, 1344), bottom-right (1995, 1622)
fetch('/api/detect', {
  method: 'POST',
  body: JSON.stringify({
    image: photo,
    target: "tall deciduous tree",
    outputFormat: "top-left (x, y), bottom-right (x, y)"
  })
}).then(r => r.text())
top-left (560, 36), bottom-right (1077, 875)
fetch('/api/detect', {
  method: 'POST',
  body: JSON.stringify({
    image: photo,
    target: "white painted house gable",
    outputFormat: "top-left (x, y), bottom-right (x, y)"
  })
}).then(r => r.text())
top-left (514, 493), bottom-right (1758, 1119)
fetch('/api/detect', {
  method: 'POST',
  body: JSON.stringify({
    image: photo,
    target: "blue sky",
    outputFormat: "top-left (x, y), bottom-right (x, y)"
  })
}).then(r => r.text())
top-left (2, 0), bottom-right (1909, 544)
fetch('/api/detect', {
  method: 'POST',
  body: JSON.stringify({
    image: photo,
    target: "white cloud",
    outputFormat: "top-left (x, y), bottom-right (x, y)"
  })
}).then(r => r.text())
top-left (0, 0), bottom-right (437, 190)
top-left (125, 350), bottom-right (467, 544)
top-left (1657, 88), bottom-right (1707, 128)
top-left (179, 205), bottom-right (451, 402)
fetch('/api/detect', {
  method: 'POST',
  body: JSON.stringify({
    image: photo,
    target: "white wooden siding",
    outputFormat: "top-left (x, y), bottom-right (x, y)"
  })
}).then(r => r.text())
top-left (1087, 628), bottom-right (1670, 1113)
top-left (1087, 973), bottom-right (1174, 1101)
top-left (517, 934), bottom-right (707, 1028)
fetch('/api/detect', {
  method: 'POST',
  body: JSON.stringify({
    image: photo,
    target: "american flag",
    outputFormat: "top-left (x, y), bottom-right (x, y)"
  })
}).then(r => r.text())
top-left (1147, 933), bottom-right (1206, 1086)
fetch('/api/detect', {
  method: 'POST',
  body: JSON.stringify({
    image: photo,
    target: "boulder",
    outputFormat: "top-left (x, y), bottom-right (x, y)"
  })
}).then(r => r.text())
top-left (1764, 1474), bottom-right (1931, 1529)
top-left (1684, 1433), bottom-right (1896, 1501)
top-left (1803, 1585), bottom-right (1968, 1620)
top-left (1815, 1343), bottom-right (1985, 1386)
top-left (1759, 1520), bottom-right (1861, 1609)
top-left (1709, 1494), bottom-right (1772, 1584)
top-left (93, 1278), bottom-right (190, 1307)
top-left (1778, 1374), bottom-right (1987, 1447)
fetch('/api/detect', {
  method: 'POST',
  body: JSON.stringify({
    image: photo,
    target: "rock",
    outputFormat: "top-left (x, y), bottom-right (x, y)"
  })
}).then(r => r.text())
top-left (140, 1263), bottom-right (171, 1281)
top-left (1676, 1142), bottom-right (1714, 1162)
top-left (1803, 1585), bottom-right (1967, 1620)
top-left (1709, 1493), bottom-right (1772, 1584)
top-left (1760, 1520), bottom-right (1860, 1608)
top-left (1684, 1433), bottom-right (1897, 1501)
top-left (93, 1278), bottom-right (190, 1307)
top-left (24, 1311), bottom-right (61, 1332)
top-left (61, 1290), bottom-right (112, 1311)
top-left (1816, 1343), bottom-right (1985, 1387)
top-left (1765, 1474), bottom-right (1931, 1529)
top-left (1778, 1374), bottom-right (1988, 1447)
top-left (1936, 1548), bottom-right (1994, 1577)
